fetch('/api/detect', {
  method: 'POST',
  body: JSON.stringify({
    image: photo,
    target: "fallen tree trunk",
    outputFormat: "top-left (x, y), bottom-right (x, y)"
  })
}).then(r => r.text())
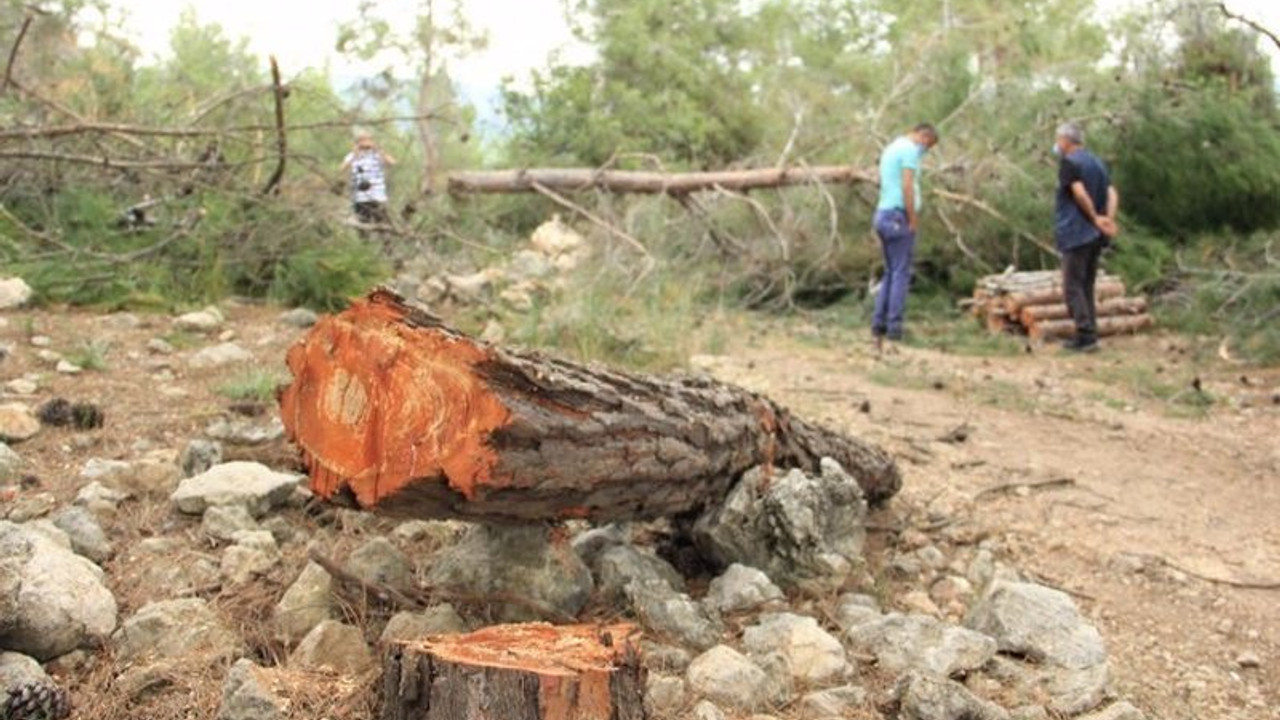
top-left (1027, 314), bottom-right (1154, 341)
top-left (1019, 296), bottom-right (1148, 326)
top-left (1002, 279), bottom-right (1126, 315)
top-left (382, 623), bottom-right (645, 720)
top-left (446, 166), bottom-right (876, 196)
top-left (279, 289), bottom-right (900, 524)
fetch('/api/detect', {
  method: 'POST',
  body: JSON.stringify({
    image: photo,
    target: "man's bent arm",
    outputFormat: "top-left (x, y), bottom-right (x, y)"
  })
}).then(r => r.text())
top-left (1070, 180), bottom-right (1102, 225)
top-left (1105, 186), bottom-right (1119, 218)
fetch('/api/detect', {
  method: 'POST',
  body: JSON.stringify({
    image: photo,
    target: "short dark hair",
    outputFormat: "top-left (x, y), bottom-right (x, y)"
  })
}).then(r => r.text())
top-left (913, 123), bottom-right (939, 142)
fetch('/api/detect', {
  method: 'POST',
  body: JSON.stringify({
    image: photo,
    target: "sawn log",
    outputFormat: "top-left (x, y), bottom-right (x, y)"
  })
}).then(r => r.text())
top-left (447, 166), bottom-right (876, 196)
top-left (279, 289), bottom-right (901, 524)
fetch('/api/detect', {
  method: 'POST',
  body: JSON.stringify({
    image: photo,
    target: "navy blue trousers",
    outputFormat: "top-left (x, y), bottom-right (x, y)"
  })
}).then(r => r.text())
top-left (872, 208), bottom-right (917, 339)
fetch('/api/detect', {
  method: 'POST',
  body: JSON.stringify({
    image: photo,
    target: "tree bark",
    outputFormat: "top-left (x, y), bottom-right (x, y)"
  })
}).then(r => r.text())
top-left (279, 289), bottom-right (900, 524)
top-left (382, 623), bottom-right (645, 720)
top-left (1026, 314), bottom-right (1154, 341)
top-left (1019, 296), bottom-right (1148, 325)
top-left (446, 166), bottom-right (876, 196)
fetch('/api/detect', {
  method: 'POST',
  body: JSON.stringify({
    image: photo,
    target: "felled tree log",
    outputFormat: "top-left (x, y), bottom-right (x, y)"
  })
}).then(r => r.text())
top-left (382, 623), bottom-right (645, 720)
top-left (1027, 314), bottom-right (1154, 341)
top-left (1019, 296), bottom-right (1148, 326)
top-left (1002, 278), bottom-right (1126, 315)
top-left (447, 166), bottom-right (875, 196)
top-left (279, 289), bottom-right (900, 524)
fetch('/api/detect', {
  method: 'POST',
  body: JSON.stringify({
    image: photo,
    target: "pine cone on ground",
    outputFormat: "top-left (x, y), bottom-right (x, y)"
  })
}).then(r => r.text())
top-left (1, 680), bottom-right (71, 720)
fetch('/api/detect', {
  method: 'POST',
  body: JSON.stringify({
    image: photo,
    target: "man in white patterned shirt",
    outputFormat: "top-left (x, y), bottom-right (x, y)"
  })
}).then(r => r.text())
top-left (340, 132), bottom-right (396, 225)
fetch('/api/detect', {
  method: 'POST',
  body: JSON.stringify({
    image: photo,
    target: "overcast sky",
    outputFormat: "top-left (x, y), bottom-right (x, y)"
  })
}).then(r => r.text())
top-left (118, 0), bottom-right (1279, 92)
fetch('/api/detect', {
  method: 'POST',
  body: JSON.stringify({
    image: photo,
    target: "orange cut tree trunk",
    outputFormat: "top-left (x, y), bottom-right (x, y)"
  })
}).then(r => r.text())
top-left (279, 289), bottom-right (900, 524)
top-left (382, 624), bottom-right (645, 720)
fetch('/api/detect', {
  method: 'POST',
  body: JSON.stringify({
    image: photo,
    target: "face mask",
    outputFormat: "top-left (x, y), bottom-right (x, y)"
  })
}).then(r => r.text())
top-left (1051, 144), bottom-right (1062, 158)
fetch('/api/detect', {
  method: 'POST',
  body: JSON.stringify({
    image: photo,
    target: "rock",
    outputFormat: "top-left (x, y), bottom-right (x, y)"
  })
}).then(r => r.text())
top-left (530, 216), bottom-right (586, 258)
top-left (74, 481), bottom-right (130, 514)
top-left (628, 583), bottom-right (722, 651)
top-left (595, 543), bottom-right (686, 600)
top-left (846, 613), bottom-right (997, 677)
top-left (834, 593), bottom-right (882, 631)
top-left (205, 416), bottom-right (285, 446)
top-left (273, 562), bottom-right (337, 643)
top-left (982, 655), bottom-right (1110, 717)
top-left (51, 506), bottom-right (114, 563)
top-left (4, 492), bottom-right (55, 522)
top-left (5, 378), bottom-right (38, 395)
top-left (479, 319), bottom-right (506, 344)
top-left (918, 545), bottom-right (948, 570)
top-left (114, 598), bottom-right (242, 664)
top-left (800, 685), bottom-right (866, 719)
top-left (693, 458), bottom-right (867, 589)
top-left (220, 531), bottom-right (281, 584)
top-left (1075, 702), bottom-right (1147, 720)
top-left (0, 520), bottom-right (118, 660)
top-left (692, 700), bottom-right (727, 720)
top-left (34, 349), bottom-right (62, 365)
top-left (290, 620), bottom-right (373, 673)
top-left (571, 524), bottom-right (629, 567)
top-left (643, 642), bottom-right (694, 674)
top-left (0, 403), bottom-right (40, 443)
top-left (278, 308), bottom-right (319, 328)
top-left (379, 605), bottom-right (468, 644)
top-left (0, 444), bottom-right (21, 482)
top-left (687, 645), bottom-right (773, 712)
top-left (645, 675), bottom-right (686, 717)
top-left (508, 249), bottom-right (555, 281)
top-left (742, 613), bottom-right (849, 684)
top-left (0, 651), bottom-right (50, 692)
top-left (931, 576), bottom-right (975, 607)
top-left (189, 342), bottom-right (252, 369)
top-left (896, 672), bottom-right (1010, 720)
top-left (900, 590), bottom-right (942, 617)
top-left (1235, 650), bottom-right (1261, 669)
top-left (705, 564), bottom-right (785, 614)
top-left (346, 537), bottom-right (415, 596)
top-left (966, 581), bottom-right (1106, 669)
top-left (425, 524), bottom-right (593, 622)
top-left (175, 308), bottom-right (223, 332)
top-left (217, 659), bottom-right (285, 720)
top-left (55, 360), bottom-right (82, 374)
top-left (0, 278), bottom-right (33, 309)
top-left (171, 462), bottom-right (302, 517)
top-left (390, 519), bottom-right (462, 547)
top-left (180, 439), bottom-right (225, 478)
top-left (203, 505), bottom-right (261, 542)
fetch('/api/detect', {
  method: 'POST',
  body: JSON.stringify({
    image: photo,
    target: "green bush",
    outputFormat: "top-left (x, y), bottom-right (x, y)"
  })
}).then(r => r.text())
top-left (268, 237), bottom-right (389, 312)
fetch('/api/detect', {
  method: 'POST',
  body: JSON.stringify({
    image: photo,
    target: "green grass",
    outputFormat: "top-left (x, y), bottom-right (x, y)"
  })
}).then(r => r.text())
top-left (65, 341), bottom-right (111, 371)
top-left (216, 368), bottom-right (288, 403)
top-left (1089, 362), bottom-right (1216, 417)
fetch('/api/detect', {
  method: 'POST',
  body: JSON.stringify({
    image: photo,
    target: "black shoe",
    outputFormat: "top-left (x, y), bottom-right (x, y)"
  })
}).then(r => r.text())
top-left (1061, 335), bottom-right (1099, 353)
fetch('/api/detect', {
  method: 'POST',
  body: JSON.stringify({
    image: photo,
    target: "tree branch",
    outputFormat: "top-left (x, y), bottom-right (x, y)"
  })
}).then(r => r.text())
top-left (1213, 2), bottom-right (1280, 51)
top-left (261, 55), bottom-right (288, 196)
top-left (2, 14), bottom-right (33, 96)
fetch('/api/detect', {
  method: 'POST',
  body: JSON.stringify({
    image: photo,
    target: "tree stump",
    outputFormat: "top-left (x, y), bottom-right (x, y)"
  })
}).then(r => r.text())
top-left (382, 623), bottom-right (645, 720)
top-left (279, 289), bottom-right (900, 524)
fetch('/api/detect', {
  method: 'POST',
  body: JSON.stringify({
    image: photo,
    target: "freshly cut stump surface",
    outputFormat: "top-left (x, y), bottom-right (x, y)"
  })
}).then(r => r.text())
top-left (280, 289), bottom-right (900, 524)
top-left (382, 623), bottom-right (645, 720)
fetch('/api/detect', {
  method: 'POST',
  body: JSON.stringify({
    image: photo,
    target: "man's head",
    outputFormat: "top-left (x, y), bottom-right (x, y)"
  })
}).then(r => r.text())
top-left (1054, 122), bottom-right (1085, 155)
top-left (355, 132), bottom-right (375, 150)
top-left (910, 123), bottom-right (940, 151)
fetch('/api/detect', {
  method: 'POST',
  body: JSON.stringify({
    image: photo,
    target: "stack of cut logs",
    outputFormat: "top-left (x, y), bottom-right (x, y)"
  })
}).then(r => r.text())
top-left (972, 270), bottom-right (1153, 341)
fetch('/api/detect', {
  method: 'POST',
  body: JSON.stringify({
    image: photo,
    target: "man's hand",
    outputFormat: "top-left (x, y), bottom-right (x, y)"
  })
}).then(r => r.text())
top-left (1095, 216), bottom-right (1119, 238)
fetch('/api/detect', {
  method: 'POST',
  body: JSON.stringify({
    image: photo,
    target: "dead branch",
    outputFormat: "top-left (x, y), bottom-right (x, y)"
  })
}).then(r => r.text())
top-left (1213, 2), bottom-right (1280, 51)
top-left (261, 56), bottom-right (287, 196)
top-left (448, 165), bottom-right (878, 196)
top-left (2, 14), bottom-right (33, 96)
top-left (974, 477), bottom-right (1076, 502)
top-left (529, 180), bottom-right (653, 263)
top-left (7, 79), bottom-right (148, 150)
top-left (933, 187), bottom-right (1059, 256)
top-left (1136, 552), bottom-right (1280, 590)
top-left (0, 148), bottom-right (267, 170)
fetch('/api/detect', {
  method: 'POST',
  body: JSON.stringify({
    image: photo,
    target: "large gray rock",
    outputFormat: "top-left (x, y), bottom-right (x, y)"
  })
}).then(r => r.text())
top-left (846, 613), bottom-right (997, 678)
top-left (693, 458), bottom-right (866, 589)
top-left (966, 581), bottom-right (1106, 669)
top-left (274, 562), bottom-right (337, 643)
top-left (687, 645), bottom-right (774, 712)
top-left (189, 342), bottom-right (252, 369)
top-left (983, 655), bottom-right (1111, 717)
top-left (74, 480), bottom-right (131, 515)
top-left (0, 278), bottom-right (33, 309)
top-left (570, 524), bottom-right (628, 567)
top-left (0, 520), bottom-right (118, 660)
top-left (834, 593), bottom-right (882, 631)
top-left (705, 564), bottom-right (784, 614)
top-left (644, 675), bottom-right (687, 717)
top-left (799, 685), bottom-right (867, 719)
top-left (175, 308), bottom-right (223, 332)
top-left (0, 651), bottom-right (49, 692)
top-left (278, 308), bottom-right (319, 329)
top-left (51, 506), bottom-right (114, 563)
top-left (171, 462), bottom-right (302, 517)
top-left (346, 537), bottom-right (415, 596)
top-left (628, 582), bottom-right (722, 651)
top-left (180, 439), bottom-right (224, 478)
top-left (0, 442), bottom-right (21, 482)
top-left (595, 544), bottom-right (686, 601)
top-left (290, 620), bottom-right (373, 673)
top-left (203, 505), bottom-right (261, 542)
top-left (425, 524), bottom-right (593, 622)
top-left (220, 531), bottom-right (281, 584)
top-left (217, 659), bottom-right (285, 720)
top-left (895, 671), bottom-right (1010, 720)
top-left (0, 403), bottom-right (40, 444)
top-left (114, 598), bottom-right (243, 663)
top-left (206, 417), bottom-right (285, 446)
top-left (742, 613), bottom-right (849, 684)
top-left (379, 606), bottom-right (468, 644)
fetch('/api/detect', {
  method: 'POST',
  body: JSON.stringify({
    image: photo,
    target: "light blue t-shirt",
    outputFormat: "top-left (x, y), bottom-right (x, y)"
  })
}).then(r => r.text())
top-left (877, 136), bottom-right (926, 212)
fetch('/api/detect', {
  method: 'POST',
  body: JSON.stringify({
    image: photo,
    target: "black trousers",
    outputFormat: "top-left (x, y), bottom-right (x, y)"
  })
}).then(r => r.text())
top-left (1061, 239), bottom-right (1103, 340)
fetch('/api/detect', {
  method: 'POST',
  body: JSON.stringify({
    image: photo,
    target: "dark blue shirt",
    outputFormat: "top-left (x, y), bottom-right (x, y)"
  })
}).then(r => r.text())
top-left (1055, 149), bottom-right (1111, 251)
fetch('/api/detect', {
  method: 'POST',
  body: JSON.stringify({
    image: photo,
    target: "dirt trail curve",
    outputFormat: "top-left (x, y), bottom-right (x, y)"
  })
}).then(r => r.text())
top-left (700, 333), bottom-right (1279, 720)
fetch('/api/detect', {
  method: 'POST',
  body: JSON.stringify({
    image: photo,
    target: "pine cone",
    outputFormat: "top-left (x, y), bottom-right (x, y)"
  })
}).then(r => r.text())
top-left (1, 680), bottom-right (71, 720)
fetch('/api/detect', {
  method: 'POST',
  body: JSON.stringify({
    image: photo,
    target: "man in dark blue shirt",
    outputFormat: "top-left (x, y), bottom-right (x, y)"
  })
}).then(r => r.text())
top-left (1053, 122), bottom-right (1119, 352)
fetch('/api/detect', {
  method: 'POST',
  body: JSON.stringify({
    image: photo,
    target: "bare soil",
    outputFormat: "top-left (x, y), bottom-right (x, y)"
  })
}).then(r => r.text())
top-left (1, 302), bottom-right (1277, 720)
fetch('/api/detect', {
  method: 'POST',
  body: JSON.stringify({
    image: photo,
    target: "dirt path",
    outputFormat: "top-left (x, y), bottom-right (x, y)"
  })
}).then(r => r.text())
top-left (700, 331), bottom-right (1279, 720)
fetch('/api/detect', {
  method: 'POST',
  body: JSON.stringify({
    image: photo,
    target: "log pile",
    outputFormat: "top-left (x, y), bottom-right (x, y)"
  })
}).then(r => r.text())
top-left (971, 271), bottom-right (1152, 341)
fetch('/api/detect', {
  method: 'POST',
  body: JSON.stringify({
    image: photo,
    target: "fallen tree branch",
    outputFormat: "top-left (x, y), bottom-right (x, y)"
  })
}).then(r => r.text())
top-left (1138, 553), bottom-right (1280, 590)
top-left (933, 187), bottom-right (1058, 256)
top-left (261, 55), bottom-right (287, 196)
top-left (448, 165), bottom-right (878, 196)
top-left (0, 148), bottom-right (264, 170)
top-left (2, 14), bottom-right (33, 96)
top-left (974, 477), bottom-right (1076, 502)
top-left (1213, 1), bottom-right (1280, 51)
top-left (529, 180), bottom-right (653, 263)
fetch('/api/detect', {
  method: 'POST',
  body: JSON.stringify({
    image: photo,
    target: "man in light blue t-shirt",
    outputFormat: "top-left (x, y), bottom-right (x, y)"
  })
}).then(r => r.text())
top-left (872, 123), bottom-right (938, 349)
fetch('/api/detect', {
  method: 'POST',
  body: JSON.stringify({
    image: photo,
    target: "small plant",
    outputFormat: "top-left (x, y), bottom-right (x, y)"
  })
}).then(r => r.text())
top-left (216, 368), bottom-right (288, 403)
top-left (66, 341), bottom-right (111, 371)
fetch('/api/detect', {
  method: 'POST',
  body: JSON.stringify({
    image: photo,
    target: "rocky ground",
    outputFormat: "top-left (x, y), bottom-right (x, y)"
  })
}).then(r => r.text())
top-left (0, 279), bottom-right (1276, 720)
